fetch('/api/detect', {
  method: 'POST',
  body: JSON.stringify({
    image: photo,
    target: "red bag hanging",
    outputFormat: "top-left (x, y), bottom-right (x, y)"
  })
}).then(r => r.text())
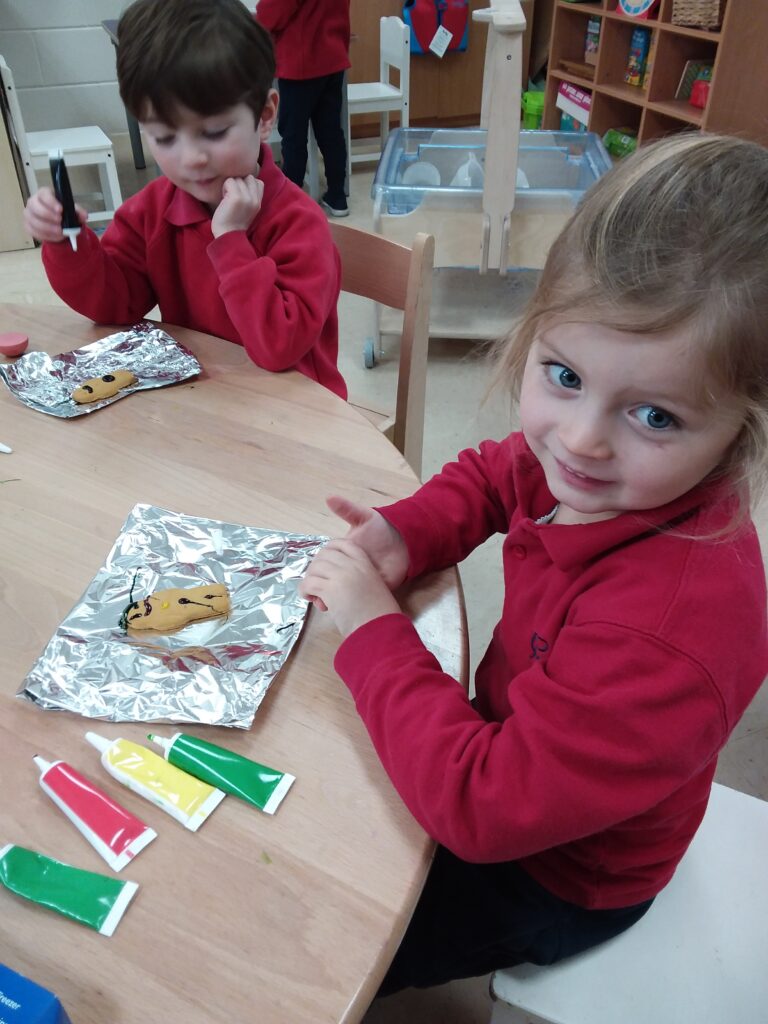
top-left (403, 0), bottom-right (469, 54)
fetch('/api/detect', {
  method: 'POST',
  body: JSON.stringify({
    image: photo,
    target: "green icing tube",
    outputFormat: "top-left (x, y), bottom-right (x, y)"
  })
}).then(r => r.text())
top-left (0, 844), bottom-right (138, 936)
top-left (148, 733), bottom-right (295, 814)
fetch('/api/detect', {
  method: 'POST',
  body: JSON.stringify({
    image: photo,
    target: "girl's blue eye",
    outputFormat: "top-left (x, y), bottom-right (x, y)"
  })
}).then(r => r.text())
top-left (545, 362), bottom-right (581, 390)
top-left (636, 405), bottom-right (677, 430)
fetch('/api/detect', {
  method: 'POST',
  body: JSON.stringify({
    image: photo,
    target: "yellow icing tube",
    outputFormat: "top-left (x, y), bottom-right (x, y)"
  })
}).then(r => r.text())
top-left (85, 732), bottom-right (225, 832)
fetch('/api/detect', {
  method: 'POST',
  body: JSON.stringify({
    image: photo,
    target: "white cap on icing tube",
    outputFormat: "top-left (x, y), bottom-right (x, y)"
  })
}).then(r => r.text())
top-left (146, 733), bottom-right (172, 756)
top-left (33, 756), bottom-right (54, 773)
top-left (85, 731), bottom-right (113, 753)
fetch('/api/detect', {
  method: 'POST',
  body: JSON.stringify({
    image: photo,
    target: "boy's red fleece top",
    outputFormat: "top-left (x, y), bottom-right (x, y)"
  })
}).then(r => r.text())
top-left (255, 0), bottom-right (350, 80)
top-left (334, 433), bottom-right (768, 909)
top-left (42, 144), bottom-right (347, 399)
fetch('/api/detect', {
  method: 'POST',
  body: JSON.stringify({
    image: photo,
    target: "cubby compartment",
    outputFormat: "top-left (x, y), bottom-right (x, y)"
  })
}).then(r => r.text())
top-left (549, 6), bottom-right (603, 86)
top-left (639, 108), bottom-right (698, 142)
top-left (645, 29), bottom-right (717, 121)
top-left (589, 92), bottom-right (642, 140)
top-left (595, 18), bottom-right (654, 99)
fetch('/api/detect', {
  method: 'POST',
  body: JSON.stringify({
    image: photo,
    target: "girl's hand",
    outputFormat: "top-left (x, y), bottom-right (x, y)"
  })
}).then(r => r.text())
top-left (325, 495), bottom-right (409, 589)
top-left (211, 174), bottom-right (263, 237)
top-left (24, 187), bottom-right (88, 244)
top-left (299, 539), bottom-right (401, 637)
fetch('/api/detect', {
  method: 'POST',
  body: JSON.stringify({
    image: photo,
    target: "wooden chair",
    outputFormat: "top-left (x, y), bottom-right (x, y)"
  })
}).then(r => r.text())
top-left (0, 55), bottom-right (122, 222)
top-left (489, 783), bottom-right (768, 1024)
top-left (329, 222), bottom-right (434, 479)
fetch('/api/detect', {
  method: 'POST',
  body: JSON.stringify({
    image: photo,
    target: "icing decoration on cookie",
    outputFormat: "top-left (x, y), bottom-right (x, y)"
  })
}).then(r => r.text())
top-left (119, 583), bottom-right (230, 633)
top-left (72, 370), bottom-right (137, 404)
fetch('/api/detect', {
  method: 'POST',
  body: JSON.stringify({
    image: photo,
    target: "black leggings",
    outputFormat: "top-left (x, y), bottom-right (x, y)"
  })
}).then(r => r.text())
top-left (277, 72), bottom-right (346, 199)
top-left (378, 846), bottom-right (653, 996)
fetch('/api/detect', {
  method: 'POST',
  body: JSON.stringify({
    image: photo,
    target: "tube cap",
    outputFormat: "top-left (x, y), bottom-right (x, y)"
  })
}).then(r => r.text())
top-left (33, 755), bottom-right (53, 773)
top-left (0, 332), bottom-right (29, 357)
top-left (147, 733), bottom-right (171, 755)
top-left (85, 731), bottom-right (112, 753)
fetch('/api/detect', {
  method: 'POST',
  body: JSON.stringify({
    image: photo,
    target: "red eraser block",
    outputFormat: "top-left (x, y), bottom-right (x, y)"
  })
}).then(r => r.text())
top-left (0, 332), bottom-right (29, 357)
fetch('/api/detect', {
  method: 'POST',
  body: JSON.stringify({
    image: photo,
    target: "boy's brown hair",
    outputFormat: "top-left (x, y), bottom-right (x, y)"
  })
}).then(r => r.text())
top-left (495, 133), bottom-right (768, 509)
top-left (117, 0), bottom-right (275, 127)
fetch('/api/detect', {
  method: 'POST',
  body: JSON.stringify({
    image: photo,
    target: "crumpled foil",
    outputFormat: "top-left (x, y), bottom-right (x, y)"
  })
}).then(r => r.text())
top-left (0, 322), bottom-right (200, 417)
top-left (18, 503), bottom-right (327, 728)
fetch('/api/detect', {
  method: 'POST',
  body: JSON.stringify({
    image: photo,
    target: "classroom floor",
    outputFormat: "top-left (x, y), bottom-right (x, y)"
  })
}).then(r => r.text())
top-left (1, 135), bottom-right (766, 1024)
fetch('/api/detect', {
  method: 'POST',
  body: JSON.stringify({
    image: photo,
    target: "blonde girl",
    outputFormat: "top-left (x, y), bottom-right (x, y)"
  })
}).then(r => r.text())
top-left (301, 134), bottom-right (768, 994)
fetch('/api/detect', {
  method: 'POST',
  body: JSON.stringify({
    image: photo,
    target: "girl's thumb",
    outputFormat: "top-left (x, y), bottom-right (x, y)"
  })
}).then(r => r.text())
top-left (326, 494), bottom-right (370, 528)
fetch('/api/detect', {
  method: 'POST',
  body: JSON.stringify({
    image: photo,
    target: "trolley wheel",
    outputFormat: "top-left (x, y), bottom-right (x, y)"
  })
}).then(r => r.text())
top-left (363, 337), bottom-right (376, 369)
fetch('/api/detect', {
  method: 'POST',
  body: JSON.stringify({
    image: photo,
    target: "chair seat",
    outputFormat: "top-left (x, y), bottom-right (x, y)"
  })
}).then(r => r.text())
top-left (27, 125), bottom-right (114, 158)
top-left (490, 783), bottom-right (768, 1024)
top-left (347, 82), bottom-right (403, 113)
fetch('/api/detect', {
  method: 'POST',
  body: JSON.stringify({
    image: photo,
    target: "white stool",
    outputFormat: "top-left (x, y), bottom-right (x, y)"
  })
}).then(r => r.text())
top-left (1, 57), bottom-right (121, 222)
top-left (489, 783), bottom-right (768, 1024)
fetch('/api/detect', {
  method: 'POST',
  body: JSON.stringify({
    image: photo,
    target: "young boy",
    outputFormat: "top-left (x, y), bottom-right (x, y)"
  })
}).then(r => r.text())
top-left (23, 0), bottom-right (347, 400)
top-left (255, 0), bottom-right (351, 217)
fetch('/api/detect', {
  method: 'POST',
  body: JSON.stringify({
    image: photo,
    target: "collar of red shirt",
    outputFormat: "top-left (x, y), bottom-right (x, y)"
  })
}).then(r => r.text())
top-left (513, 439), bottom-right (738, 573)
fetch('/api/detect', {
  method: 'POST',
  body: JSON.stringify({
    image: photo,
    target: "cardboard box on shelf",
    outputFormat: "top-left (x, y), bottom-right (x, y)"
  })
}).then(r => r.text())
top-left (555, 80), bottom-right (592, 126)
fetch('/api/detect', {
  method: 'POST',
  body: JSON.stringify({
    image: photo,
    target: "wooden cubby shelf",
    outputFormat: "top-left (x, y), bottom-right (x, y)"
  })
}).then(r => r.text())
top-left (544, 0), bottom-right (768, 147)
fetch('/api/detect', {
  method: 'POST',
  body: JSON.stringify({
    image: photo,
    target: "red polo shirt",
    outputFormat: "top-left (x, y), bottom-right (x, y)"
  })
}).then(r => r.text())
top-left (42, 144), bottom-right (346, 399)
top-left (334, 433), bottom-right (768, 908)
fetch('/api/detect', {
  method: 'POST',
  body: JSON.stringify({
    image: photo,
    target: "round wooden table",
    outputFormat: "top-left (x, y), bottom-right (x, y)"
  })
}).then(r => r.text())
top-left (0, 304), bottom-right (468, 1024)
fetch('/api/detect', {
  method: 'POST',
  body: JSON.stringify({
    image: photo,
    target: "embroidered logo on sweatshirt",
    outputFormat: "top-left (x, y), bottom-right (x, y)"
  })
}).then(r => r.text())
top-left (530, 632), bottom-right (549, 661)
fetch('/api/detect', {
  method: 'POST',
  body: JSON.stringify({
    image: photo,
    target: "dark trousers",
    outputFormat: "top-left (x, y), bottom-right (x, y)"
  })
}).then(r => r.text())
top-left (277, 72), bottom-right (347, 201)
top-left (378, 845), bottom-right (654, 996)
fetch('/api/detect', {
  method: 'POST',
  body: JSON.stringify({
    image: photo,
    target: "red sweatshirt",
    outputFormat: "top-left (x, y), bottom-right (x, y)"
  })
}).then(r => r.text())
top-left (335, 433), bottom-right (768, 909)
top-left (42, 145), bottom-right (346, 399)
top-left (255, 0), bottom-right (350, 80)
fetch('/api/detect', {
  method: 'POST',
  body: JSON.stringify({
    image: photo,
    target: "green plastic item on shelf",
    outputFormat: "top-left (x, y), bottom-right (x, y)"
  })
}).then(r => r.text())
top-left (522, 90), bottom-right (545, 129)
top-left (603, 127), bottom-right (638, 159)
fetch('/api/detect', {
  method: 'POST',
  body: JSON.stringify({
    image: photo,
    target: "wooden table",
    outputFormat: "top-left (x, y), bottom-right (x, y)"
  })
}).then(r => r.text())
top-left (0, 304), bottom-right (468, 1024)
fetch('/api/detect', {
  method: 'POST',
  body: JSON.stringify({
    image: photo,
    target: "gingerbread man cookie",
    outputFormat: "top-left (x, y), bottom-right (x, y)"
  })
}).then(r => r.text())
top-left (72, 370), bottom-right (137, 404)
top-left (120, 583), bottom-right (230, 633)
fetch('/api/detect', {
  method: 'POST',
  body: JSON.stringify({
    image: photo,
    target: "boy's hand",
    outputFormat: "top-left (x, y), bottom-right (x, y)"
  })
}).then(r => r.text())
top-left (326, 495), bottom-right (409, 589)
top-left (299, 539), bottom-right (401, 638)
top-left (211, 174), bottom-right (263, 237)
top-left (24, 187), bottom-right (88, 244)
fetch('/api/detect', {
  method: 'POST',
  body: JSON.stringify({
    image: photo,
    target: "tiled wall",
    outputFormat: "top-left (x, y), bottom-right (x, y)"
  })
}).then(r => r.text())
top-left (0, 0), bottom-right (256, 137)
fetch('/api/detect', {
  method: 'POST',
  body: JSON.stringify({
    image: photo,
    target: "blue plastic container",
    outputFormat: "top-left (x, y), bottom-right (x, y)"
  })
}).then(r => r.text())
top-left (372, 127), bottom-right (612, 217)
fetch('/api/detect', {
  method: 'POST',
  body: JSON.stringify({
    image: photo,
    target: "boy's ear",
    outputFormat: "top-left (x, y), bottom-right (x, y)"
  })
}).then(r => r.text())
top-left (258, 88), bottom-right (279, 142)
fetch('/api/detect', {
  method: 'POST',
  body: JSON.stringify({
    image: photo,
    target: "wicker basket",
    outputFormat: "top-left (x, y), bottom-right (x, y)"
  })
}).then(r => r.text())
top-left (671, 0), bottom-right (724, 29)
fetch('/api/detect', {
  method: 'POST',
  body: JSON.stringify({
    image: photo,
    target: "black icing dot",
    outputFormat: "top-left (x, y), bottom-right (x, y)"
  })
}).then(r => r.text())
top-left (102, 374), bottom-right (116, 382)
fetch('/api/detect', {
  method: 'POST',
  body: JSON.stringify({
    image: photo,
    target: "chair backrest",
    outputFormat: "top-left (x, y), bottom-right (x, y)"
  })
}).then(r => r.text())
top-left (380, 16), bottom-right (410, 96)
top-left (0, 56), bottom-right (36, 196)
top-left (329, 222), bottom-right (434, 477)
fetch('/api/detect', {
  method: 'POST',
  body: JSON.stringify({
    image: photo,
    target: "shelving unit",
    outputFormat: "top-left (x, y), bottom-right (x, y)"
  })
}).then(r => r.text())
top-left (544, 0), bottom-right (768, 146)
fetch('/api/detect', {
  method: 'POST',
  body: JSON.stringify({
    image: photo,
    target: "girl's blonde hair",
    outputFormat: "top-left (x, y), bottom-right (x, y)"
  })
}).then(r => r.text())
top-left (496, 133), bottom-right (768, 508)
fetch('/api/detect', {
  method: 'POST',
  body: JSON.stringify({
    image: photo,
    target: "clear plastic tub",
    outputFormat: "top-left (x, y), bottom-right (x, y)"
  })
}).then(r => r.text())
top-left (372, 128), bottom-right (611, 217)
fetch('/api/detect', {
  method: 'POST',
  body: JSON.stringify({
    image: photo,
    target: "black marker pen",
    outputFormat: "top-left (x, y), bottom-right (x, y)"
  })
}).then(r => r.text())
top-left (48, 149), bottom-right (80, 252)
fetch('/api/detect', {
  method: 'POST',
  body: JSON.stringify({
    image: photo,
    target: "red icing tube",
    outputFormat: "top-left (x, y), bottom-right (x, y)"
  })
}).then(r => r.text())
top-left (34, 756), bottom-right (157, 871)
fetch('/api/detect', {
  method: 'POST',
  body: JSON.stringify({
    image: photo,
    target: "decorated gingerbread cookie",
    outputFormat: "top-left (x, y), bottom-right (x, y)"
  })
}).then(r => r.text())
top-left (72, 370), bottom-right (137, 404)
top-left (120, 583), bottom-right (230, 633)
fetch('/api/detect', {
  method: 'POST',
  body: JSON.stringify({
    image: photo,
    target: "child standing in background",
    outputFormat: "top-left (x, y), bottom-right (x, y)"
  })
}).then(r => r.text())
top-left (23, 0), bottom-right (347, 399)
top-left (255, 0), bottom-right (351, 217)
top-left (300, 134), bottom-right (768, 993)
